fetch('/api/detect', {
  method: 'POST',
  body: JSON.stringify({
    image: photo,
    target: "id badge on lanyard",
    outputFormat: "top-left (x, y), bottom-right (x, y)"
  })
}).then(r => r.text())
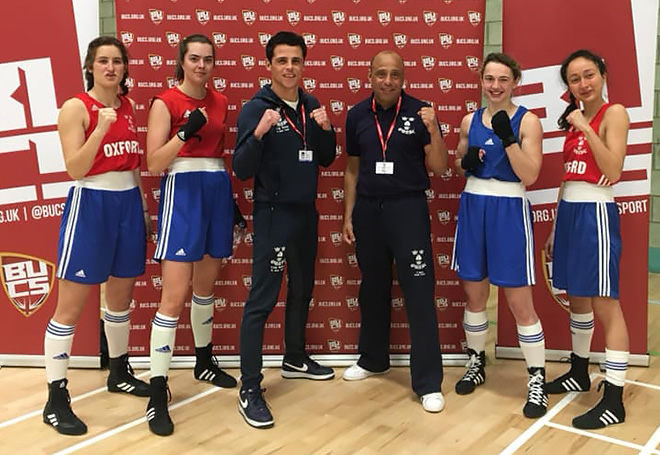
top-left (373, 96), bottom-right (401, 176)
top-left (282, 105), bottom-right (314, 163)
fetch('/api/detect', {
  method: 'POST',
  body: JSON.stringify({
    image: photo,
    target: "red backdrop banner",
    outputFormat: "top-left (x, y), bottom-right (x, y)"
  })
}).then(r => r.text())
top-left (500, 0), bottom-right (653, 358)
top-left (115, 0), bottom-right (486, 357)
top-left (0, 0), bottom-right (100, 359)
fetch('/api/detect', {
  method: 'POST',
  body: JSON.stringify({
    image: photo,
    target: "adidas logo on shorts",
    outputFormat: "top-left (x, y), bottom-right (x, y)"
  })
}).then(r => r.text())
top-left (175, 248), bottom-right (186, 256)
top-left (74, 269), bottom-right (86, 278)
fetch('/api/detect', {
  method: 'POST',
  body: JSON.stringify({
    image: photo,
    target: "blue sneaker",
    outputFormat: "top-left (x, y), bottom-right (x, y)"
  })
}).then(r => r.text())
top-left (238, 387), bottom-right (274, 429)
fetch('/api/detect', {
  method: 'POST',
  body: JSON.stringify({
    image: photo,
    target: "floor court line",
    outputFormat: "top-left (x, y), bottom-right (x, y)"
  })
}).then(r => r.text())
top-left (52, 386), bottom-right (221, 455)
top-left (0, 371), bottom-right (150, 431)
top-left (639, 424), bottom-right (660, 455)
top-left (545, 421), bottom-right (660, 454)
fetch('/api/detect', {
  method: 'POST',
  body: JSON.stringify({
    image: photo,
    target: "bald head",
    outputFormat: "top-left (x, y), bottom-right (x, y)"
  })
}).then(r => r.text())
top-left (369, 50), bottom-right (404, 109)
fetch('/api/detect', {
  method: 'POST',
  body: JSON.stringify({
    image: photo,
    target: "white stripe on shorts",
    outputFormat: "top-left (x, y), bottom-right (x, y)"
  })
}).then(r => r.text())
top-left (522, 198), bottom-right (535, 285)
top-left (597, 202), bottom-right (611, 296)
top-left (155, 173), bottom-right (176, 259)
top-left (57, 186), bottom-right (83, 278)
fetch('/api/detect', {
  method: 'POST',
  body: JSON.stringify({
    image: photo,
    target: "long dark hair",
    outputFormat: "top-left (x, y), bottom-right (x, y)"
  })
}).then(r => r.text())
top-left (175, 34), bottom-right (215, 82)
top-left (557, 49), bottom-right (607, 131)
top-left (83, 36), bottom-right (130, 95)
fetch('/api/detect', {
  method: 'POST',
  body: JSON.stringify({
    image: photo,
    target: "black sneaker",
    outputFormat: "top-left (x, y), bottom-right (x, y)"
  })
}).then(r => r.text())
top-left (455, 349), bottom-right (486, 395)
top-left (146, 376), bottom-right (173, 436)
top-left (194, 343), bottom-right (237, 388)
top-left (43, 379), bottom-right (87, 435)
top-left (238, 387), bottom-right (274, 429)
top-left (523, 367), bottom-right (548, 418)
top-left (281, 355), bottom-right (335, 380)
top-left (107, 354), bottom-right (150, 397)
top-left (544, 353), bottom-right (591, 394)
top-left (573, 380), bottom-right (625, 429)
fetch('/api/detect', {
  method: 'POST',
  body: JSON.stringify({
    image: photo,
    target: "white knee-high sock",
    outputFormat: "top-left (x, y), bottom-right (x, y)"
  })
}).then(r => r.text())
top-left (190, 293), bottom-right (214, 348)
top-left (44, 320), bottom-right (75, 383)
top-left (605, 348), bottom-right (628, 387)
top-left (570, 311), bottom-right (594, 359)
top-left (517, 321), bottom-right (545, 369)
top-left (463, 310), bottom-right (488, 353)
top-left (150, 312), bottom-right (178, 378)
top-left (104, 308), bottom-right (130, 358)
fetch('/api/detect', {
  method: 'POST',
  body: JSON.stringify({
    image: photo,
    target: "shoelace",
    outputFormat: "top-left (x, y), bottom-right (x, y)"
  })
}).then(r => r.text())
top-left (527, 372), bottom-right (546, 405)
top-left (461, 355), bottom-right (483, 382)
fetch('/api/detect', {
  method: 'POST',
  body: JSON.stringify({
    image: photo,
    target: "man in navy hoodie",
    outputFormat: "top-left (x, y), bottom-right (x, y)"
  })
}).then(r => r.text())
top-left (233, 31), bottom-right (337, 429)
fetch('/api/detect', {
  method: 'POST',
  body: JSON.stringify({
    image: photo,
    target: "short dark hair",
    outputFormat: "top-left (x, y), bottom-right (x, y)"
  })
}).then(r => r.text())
top-left (557, 49), bottom-right (607, 130)
top-left (480, 52), bottom-right (521, 81)
top-left (175, 34), bottom-right (215, 82)
top-left (265, 31), bottom-right (307, 62)
top-left (84, 36), bottom-right (129, 95)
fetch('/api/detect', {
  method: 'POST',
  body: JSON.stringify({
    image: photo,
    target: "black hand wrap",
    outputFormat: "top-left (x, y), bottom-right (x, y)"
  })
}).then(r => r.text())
top-left (461, 146), bottom-right (483, 171)
top-left (233, 200), bottom-right (247, 229)
top-left (177, 108), bottom-right (207, 142)
top-left (491, 110), bottom-right (517, 148)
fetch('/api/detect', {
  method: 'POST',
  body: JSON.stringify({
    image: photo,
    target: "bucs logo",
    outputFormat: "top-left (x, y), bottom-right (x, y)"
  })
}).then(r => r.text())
top-left (347, 33), bottom-right (362, 49)
top-left (330, 232), bottom-right (343, 246)
top-left (303, 78), bottom-right (317, 92)
top-left (241, 55), bottom-right (256, 71)
top-left (331, 188), bottom-right (344, 202)
top-left (467, 10), bottom-right (482, 26)
top-left (347, 253), bottom-right (358, 267)
top-left (330, 55), bottom-right (344, 71)
top-left (440, 122), bottom-right (451, 137)
top-left (437, 210), bottom-right (451, 224)
top-left (257, 32), bottom-right (271, 47)
top-left (346, 296), bottom-right (359, 310)
top-left (149, 9), bottom-right (164, 25)
top-left (327, 339), bottom-right (342, 351)
top-left (423, 11), bottom-right (437, 26)
top-left (242, 275), bottom-right (252, 289)
top-left (440, 167), bottom-right (453, 181)
top-left (347, 78), bottom-right (361, 93)
top-left (391, 297), bottom-right (404, 310)
top-left (242, 10), bottom-right (257, 26)
top-left (151, 188), bottom-right (161, 202)
top-left (435, 297), bottom-right (449, 310)
top-left (148, 54), bottom-right (163, 70)
top-left (286, 10), bottom-right (301, 26)
top-left (328, 318), bottom-right (342, 332)
top-left (196, 9), bottom-right (210, 25)
top-left (125, 77), bottom-right (135, 89)
top-left (0, 253), bottom-right (55, 317)
top-left (421, 56), bottom-right (436, 71)
top-left (243, 232), bottom-right (254, 246)
top-left (425, 189), bottom-right (435, 201)
top-left (377, 10), bottom-right (392, 26)
top-left (439, 33), bottom-right (453, 49)
top-left (151, 275), bottom-right (162, 290)
top-left (258, 78), bottom-right (271, 88)
top-left (465, 100), bottom-right (478, 113)
top-left (330, 275), bottom-right (343, 289)
top-left (438, 78), bottom-right (453, 93)
top-left (166, 31), bottom-right (181, 47)
top-left (541, 250), bottom-right (570, 312)
top-left (212, 32), bottom-right (227, 47)
top-left (166, 77), bottom-right (178, 89)
top-left (331, 10), bottom-right (346, 26)
top-left (213, 77), bottom-right (227, 92)
top-left (466, 55), bottom-right (480, 71)
top-left (120, 31), bottom-right (134, 47)
top-left (330, 100), bottom-right (344, 115)
top-left (243, 188), bottom-right (254, 201)
top-left (302, 33), bottom-right (317, 48)
top-left (393, 33), bottom-right (408, 49)
top-left (215, 297), bottom-right (227, 311)
top-left (335, 144), bottom-right (343, 157)
top-left (436, 253), bottom-right (451, 267)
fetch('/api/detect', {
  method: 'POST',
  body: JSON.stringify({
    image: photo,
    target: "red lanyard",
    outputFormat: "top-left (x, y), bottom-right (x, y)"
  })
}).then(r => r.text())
top-left (282, 103), bottom-right (307, 149)
top-left (372, 95), bottom-right (401, 161)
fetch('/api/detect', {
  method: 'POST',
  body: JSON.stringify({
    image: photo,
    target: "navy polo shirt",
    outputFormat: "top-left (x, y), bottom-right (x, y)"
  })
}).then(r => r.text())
top-left (345, 90), bottom-right (431, 197)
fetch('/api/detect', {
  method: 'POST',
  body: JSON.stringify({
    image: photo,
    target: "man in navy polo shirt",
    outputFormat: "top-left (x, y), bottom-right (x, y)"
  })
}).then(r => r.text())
top-left (341, 50), bottom-right (448, 413)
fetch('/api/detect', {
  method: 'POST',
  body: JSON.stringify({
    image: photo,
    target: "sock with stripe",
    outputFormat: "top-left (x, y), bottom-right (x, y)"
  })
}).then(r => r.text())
top-left (104, 308), bottom-right (130, 358)
top-left (44, 320), bottom-right (75, 383)
top-left (190, 293), bottom-right (214, 348)
top-left (570, 311), bottom-right (594, 359)
top-left (463, 310), bottom-right (488, 353)
top-left (150, 312), bottom-right (178, 379)
top-left (604, 348), bottom-right (628, 387)
top-left (517, 321), bottom-right (545, 369)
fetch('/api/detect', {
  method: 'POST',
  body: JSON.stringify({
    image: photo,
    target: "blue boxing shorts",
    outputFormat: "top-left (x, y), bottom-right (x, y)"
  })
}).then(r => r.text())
top-left (452, 177), bottom-right (535, 287)
top-left (56, 171), bottom-right (146, 284)
top-left (154, 157), bottom-right (233, 262)
top-left (552, 181), bottom-right (621, 299)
